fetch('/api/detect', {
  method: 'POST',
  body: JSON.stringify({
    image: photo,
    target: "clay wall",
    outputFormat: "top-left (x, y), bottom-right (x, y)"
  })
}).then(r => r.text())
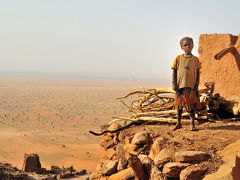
top-left (198, 34), bottom-right (240, 98)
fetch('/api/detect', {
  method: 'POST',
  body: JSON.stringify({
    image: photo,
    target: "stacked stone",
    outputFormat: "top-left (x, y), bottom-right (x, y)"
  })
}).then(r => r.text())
top-left (90, 123), bottom-right (211, 180)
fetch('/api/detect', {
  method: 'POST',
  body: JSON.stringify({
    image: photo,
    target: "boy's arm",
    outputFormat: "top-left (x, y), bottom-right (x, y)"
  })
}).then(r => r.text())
top-left (172, 69), bottom-right (178, 91)
top-left (193, 69), bottom-right (200, 92)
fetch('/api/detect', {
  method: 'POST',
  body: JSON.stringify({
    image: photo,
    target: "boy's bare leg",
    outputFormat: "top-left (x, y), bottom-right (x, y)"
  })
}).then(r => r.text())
top-left (172, 109), bottom-right (182, 131)
top-left (190, 109), bottom-right (196, 131)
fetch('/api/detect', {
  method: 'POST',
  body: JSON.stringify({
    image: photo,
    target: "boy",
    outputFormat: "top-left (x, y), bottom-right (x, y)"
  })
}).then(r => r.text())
top-left (171, 37), bottom-right (201, 131)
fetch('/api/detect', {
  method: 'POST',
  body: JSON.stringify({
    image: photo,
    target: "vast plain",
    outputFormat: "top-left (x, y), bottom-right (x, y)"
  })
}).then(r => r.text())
top-left (0, 76), bottom-right (167, 172)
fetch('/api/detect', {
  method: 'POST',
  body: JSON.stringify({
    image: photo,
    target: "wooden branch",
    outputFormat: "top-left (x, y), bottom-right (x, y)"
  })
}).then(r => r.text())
top-left (89, 120), bottom-right (146, 136)
top-left (119, 100), bottom-right (136, 113)
top-left (214, 46), bottom-right (235, 60)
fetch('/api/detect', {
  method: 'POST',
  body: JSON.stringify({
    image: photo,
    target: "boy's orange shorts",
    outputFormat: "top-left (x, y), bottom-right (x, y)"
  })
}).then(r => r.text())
top-left (174, 87), bottom-right (202, 112)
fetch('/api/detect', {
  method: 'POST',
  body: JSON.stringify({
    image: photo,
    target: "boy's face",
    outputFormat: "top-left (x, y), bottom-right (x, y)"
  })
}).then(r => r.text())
top-left (181, 40), bottom-right (193, 53)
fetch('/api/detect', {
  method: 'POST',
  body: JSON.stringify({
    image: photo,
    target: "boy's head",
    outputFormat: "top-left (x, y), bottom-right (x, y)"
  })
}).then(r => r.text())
top-left (180, 37), bottom-right (193, 54)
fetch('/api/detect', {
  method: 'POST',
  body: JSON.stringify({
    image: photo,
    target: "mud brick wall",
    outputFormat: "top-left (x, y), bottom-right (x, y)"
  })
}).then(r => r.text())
top-left (198, 34), bottom-right (240, 98)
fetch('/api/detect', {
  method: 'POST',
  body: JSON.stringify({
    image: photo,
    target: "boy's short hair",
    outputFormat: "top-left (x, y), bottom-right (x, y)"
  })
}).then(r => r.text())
top-left (180, 37), bottom-right (193, 46)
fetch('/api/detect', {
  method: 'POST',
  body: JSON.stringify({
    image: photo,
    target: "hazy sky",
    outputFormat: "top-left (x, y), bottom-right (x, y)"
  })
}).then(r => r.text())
top-left (1, 0), bottom-right (240, 81)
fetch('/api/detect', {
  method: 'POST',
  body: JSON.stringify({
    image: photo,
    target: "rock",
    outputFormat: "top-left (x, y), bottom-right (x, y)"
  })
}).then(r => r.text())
top-left (108, 168), bottom-right (135, 180)
top-left (0, 162), bottom-right (27, 179)
top-left (162, 162), bottom-right (190, 178)
top-left (150, 165), bottom-right (164, 180)
top-left (58, 171), bottom-right (74, 179)
top-left (149, 137), bottom-right (168, 159)
top-left (138, 154), bottom-right (153, 175)
top-left (117, 158), bottom-right (128, 171)
top-left (22, 153), bottom-right (41, 172)
top-left (27, 173), bottom-right (57, 180)
top-left (233, 102), bottom-right (240, 116)
top-left (108, 123), bottom-right (122, 131)
top-left (203, 155), bottom-right (240, 180)
top-left (131, 131), bottom-right (150, 145)
top-left (116, 142), bottom-right (125, 159)
top-left (124, 143), bottom-right (138, 159)
top-left (175, 151), bottom-right (210, 162)
top-left (116, 142), bottom-right (128, 171)
top-left (103, 133), bottom-right (113, 141)
top-left (89, 172), bottom-right (108, 180)
top-left (103, 139), bottom-right (115, 149)
top-left (100, 160), bottom-right (118, 175)
top-left (99, 139), bottom-right (106, 147)
top-left (180, 164), bottom-right (207, 180)
top-left (76, 169), bottom-right (87, 175)
top-left (154, 148), bottom-right (175, 168)
top-left (106, 148), bottom-right (117, 160)
top-left (113, 135), bottom-right (119, 145)
top-left (100, 148), bottom-right (108, 159)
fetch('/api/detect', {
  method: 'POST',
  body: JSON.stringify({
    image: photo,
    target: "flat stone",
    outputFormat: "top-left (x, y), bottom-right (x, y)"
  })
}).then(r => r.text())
top-left (149, 137), bottom-right (168, 159)
top-left (103, 139), bottom-right (115, 149)
top-left (108, 168), bottom-right (135, 180)
top-left (131, 131), bottom-right (150, 145)
top-left (175, 151), bottom-right (209, 162)
top-left (106, 148), bottom-right (116, 160)
top-left (180, 164), bottom-right (207, 180)
top-left (100, 160), bottom-right (118, 175)
top-left (163, 162), bottom-right (190, 178)
top-left (154, 148), bottom-right (175, 168)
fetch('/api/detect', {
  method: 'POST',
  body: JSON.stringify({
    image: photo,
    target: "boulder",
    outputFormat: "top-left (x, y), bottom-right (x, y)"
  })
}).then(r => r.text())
top-left (149, 137), bottom-right (168, 159)
top-left (108, 168), bottom-right (135, 180)
top-left (138, 154), bottom-right (153, 175)
top-left (89, 172), bottom-right (108, 180)
top-left (203, 155), bottom-right (240, 180)
top-left (22, 153), bottom-right (41, 172)
top-left (162, 162), bottom-right (190, 178)
top-left (131, 131), bottom-right (150, 145)
top-left (116, 142), bottom-right (125, 159)
top-left (108, 123), bottom-right (122, 131)
top-left (100, 160), bottom-right (118, 175)
top-left (154, 148), bottom-right (175, 168)
top-left (180, 164), bottom-right (207, 180)
top-left (150, 165), bottom-right (164, 180)
top-left (175, 151), bottom-right (209, 162)
top-left (117, 158), bottom-right (128, 171)
top-left (106, 148), bottom-right (117, 160)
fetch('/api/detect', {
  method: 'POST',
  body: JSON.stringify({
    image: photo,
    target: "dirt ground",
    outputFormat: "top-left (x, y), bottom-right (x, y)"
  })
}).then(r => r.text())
top-left (0, 77), bottom-right (240, 176)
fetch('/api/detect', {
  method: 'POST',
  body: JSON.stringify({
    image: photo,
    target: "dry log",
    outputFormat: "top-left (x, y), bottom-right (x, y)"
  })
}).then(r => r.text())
top-left (108, 117), bottom-right (192, 126)
top-left (128, 155), bottom-right (148, 180)
top-left (134, 110), bottom-right (176, 117)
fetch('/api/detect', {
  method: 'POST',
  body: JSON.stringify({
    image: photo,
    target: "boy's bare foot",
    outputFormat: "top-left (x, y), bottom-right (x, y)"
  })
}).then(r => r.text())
top-left (190, 125), bottom-right (197, 131)
top-left (172, 124), bottom-right (182, 131)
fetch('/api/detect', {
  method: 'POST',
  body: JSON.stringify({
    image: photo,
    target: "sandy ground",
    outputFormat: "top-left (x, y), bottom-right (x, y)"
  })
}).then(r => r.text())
top-left (0, 77), bottom-right (168, 172)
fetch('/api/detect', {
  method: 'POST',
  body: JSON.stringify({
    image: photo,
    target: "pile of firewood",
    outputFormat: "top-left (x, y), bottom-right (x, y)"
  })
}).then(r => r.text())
top-left (110, 82), bottom-right (240, 126)
top-left (89, 82), bottom-right (240, 137)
